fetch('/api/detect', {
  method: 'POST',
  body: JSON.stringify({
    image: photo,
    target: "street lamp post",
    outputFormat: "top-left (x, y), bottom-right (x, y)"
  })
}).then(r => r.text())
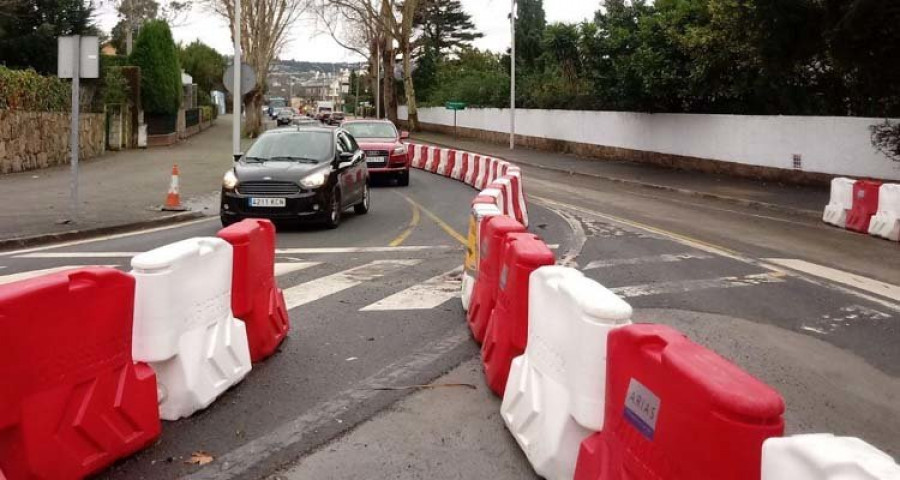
top-left (376, 41), bottom-right (381, 120)
top-left (232, 0), bottom-right (242, 159)
top-left (510, 0), bottom-right (517, 150)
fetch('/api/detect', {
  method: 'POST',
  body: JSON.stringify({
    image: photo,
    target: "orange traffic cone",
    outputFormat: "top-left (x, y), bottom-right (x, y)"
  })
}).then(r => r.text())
top-left (162, 164), bottom-right (188, 211)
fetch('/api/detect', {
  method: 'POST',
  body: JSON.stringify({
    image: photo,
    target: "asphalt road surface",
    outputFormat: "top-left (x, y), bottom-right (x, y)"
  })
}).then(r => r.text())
top-left (1, 162), bottom-right (898, 479)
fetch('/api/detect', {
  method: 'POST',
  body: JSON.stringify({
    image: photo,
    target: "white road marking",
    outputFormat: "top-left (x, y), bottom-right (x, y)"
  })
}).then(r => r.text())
top-left (16, 252), bottom-right (139, 258)
top-left (764, 259), bottom-right (900, 302)
top-left (801, 304), bottom-right (892, 336)
top-left (0, 265), bottom-right (117, 286)
top-left (274, 262), bottom-right (321, 277)
top-left (583, 252), bottom-right (713, 271)
top-left (283, 259), bottom-right (422, 309)
top-left (0, 216), bottom-right (215, 258)
top-left (611, 272), bottom-right (786, 299)
top-left (361, 267), bottom-right (463, 311)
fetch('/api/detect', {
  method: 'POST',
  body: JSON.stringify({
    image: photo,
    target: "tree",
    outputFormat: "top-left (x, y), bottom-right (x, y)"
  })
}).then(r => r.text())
top-left (0, 0), bottom-right (98, 74)
top-left (111, 0), bottom-right (190, 54)
top-left (515, 0), bottom-right (545, 73)
top-left (412, 0), bottom-right (482, 56)
top-left (129, 19), bottom-right (181, 115)
top-left (206, 0), bottom-right (311, 137)
top-left (179, 40), bottom-right (225, 97)
top-left (426, 47), bottom-right (509, 107)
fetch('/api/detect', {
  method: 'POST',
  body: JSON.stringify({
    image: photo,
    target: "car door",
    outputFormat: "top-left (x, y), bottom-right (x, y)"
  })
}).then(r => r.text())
top-left (341, 131), bottom-right (366, 202)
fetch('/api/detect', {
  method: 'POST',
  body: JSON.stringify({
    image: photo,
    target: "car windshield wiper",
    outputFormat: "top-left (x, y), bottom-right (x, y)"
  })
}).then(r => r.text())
top-left (267, 156), bottom-right (320, 164)
top-left (242, 156), bottom-right (266, 163)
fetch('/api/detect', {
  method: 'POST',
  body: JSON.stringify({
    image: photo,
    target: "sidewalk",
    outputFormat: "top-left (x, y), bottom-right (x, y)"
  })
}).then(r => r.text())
top-left (0, 115), bottom-right (247, 245)
top-left (411, 132), bottom-right (829, 217)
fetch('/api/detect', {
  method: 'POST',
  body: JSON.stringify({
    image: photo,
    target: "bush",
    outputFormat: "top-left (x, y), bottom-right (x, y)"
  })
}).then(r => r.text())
top-left (0, 66), bottom-right (70, 111)
top-left (129, 20), bottom-right (182, 115)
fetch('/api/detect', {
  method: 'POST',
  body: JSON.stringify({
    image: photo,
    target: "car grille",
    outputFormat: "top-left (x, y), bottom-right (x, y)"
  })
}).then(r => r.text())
top-left (237, 181), bottom-right (300, 196)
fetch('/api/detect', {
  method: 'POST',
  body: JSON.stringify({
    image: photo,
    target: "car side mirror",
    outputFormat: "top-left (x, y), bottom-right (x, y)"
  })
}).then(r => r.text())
top-left (337, 151), bottom-right (355, 170)
top-left (233, 152), bottom-right (243, 162)
top-left (400, 131), bottom-right (410, 139)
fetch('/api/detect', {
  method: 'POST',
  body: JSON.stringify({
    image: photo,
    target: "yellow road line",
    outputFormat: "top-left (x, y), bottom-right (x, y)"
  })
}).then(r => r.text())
top-left (397, 193), bottom-right (467, 246)
top-left (389, 200), bottom-right (421, 247)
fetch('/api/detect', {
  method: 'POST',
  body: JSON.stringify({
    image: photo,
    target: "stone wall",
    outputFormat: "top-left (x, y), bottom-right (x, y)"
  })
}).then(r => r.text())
top-left (0, 110), bottom-right (106, 174)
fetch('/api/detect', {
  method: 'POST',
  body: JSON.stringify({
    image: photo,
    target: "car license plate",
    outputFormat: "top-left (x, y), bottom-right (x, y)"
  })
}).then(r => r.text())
top-left (367, 156), bottom-right (386, 164)
top-left (249, 197), bottom-right (286, 208)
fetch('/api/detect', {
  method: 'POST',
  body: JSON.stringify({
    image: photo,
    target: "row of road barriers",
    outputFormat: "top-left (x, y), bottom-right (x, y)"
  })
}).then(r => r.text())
top-left (407, 142), bottom-right (900, 479)
top-left (0, 219), bottom-right (288, 479)
top-left (824, 177), bottom-right (900, 241)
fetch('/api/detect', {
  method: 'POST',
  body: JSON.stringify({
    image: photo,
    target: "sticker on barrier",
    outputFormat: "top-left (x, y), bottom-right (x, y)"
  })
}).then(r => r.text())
top-left (131, 237), bottom-right (252, 421)
top-left (467, 216), bottom-right (527, 343)
top-left (462, 203), bottom-right (503, 311)
top-left (846, 180), bottom-right (882, 233)
top-left (762, 434), bottom-right (900, 480)
top-left (218, 218), bottom-right (289, 363)
top-left (502, 266), bottom-right (633, 480)
top-left (868, 183), bottom-right (900, 242)
top-left (0, 268), bottom-right (161, 479)
top-left (574, 323), bottom-right (785, 480)
top-left (482, 233), bottom-right (555, 396)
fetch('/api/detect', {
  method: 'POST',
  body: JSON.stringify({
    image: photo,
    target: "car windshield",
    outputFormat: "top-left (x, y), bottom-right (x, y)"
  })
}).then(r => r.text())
top-left (344, 122), bottom-right (397, 139)
top-left (244, 131), bottom-right (333, 163)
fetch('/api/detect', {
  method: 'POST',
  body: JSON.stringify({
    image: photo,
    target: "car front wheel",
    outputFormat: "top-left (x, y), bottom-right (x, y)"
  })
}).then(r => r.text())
top-left (325, 190), bottom-right (342, 229)
top-left (397, 169), bottom-right (410, 187)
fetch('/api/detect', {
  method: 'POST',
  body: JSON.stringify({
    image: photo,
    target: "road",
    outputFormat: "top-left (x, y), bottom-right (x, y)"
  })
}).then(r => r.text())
top-left (1, 158), bottom-right (898, 479)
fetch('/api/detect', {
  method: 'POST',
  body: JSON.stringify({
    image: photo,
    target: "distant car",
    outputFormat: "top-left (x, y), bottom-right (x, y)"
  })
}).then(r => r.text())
top-left (328, 112), bottom-right (345, 126)
top-left (276, 108), bottom-right (294, 126)
top-left (221, 127), bottom-right (370, 228)
top-left (342, 119), bottom-right (410, 186)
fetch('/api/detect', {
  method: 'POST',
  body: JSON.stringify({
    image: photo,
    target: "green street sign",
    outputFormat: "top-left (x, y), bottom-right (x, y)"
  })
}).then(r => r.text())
top-left (445, 101), bottom-right (467, 110)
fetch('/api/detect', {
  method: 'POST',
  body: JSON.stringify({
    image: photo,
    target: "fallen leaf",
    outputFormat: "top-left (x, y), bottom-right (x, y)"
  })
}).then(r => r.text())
top-left (184, 451), bottom-right (214, 466)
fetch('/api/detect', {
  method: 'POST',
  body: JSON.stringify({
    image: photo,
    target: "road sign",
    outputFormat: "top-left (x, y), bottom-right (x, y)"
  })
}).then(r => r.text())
top-left (223, 63), bottom-right (257, 96)
top-left (445, 102), bottom-right (467, 111)
top-left (58, 36), bottom-right (99, 79)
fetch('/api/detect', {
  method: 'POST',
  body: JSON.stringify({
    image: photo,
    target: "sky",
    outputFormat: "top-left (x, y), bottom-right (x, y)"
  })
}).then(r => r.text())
top-left (94, 1), bottom-right (599, 62)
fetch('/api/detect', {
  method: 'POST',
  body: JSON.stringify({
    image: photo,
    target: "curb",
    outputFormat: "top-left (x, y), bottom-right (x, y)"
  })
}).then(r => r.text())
top-left (0, 211), bottom-right (208, 252)
top-left (412, 137), bottom-right (822, 221)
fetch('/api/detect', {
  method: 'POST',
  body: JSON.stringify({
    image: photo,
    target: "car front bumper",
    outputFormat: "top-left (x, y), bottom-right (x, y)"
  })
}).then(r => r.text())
top-left (220, 189), bottom-right (331, 221)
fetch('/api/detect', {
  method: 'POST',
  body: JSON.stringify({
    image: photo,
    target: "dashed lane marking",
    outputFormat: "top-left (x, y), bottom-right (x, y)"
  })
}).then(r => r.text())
top-left (611, 272), bottom-right (787, 299)
top-left (283, 259), bottom-right (422, 309)
top-left (361, 267), bottom-right (463, 311)
top-left (583, 252), bottom-right (713, 271)
top-left (0, 265), bottom-right (117, 286)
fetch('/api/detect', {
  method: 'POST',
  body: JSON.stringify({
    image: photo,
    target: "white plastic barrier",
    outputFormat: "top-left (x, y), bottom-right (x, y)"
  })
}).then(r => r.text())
top-left (437, 149), bottom-right (450, 176)
top-left (501, 266), bottom-right (633, 480)
top-left (464, 154), bottom-right (480, 186)
top-left (869, 183), bottom-right (900, 241)
top-left (131, 237), bottom-right (252, 420)
top-left (479, 186), bottom-right (507, 219)
top-left (507, 167), bottom-right (530, 227)
top-left (462, 203), bottom-right (502, 311)
top-left (474, 157), bottom-right (491, 190)
top-left (451, 151), bottom-right (465, 181)
top-left (823, 177), bottom-right (856, 228)
top-left (410, 144), bottom-right (426, 169)
top-left (762, 434), bottom-right (900, 480)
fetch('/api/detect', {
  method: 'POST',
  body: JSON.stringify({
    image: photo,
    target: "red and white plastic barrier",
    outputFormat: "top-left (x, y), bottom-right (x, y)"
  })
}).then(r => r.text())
top-left (824, 177), bottom-right (899, 242)
top-left (131, 237), bottom-right (252, 420)
top-left (501, 266), bottom-right (633, 480)
top-left (0, 268), bottom-right (161, 479)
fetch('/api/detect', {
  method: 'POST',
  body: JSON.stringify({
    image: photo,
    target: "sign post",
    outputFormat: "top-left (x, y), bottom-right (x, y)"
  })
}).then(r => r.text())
top-left (445, 101), bottom-right (467, 139)
top-left (58, 36), bottom-right (99, 223)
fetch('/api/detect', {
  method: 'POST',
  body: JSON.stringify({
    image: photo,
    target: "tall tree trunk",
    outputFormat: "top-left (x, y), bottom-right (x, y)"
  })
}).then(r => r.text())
top-left (243, 89), bottom-right (264, 138)
top-left (400, 0), bottom-right (420, 131)
top-left (382, 40), bottom-right (398, 123)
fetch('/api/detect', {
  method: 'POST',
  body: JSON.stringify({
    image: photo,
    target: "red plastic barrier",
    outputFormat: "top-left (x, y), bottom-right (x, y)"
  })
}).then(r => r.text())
top-left (411, 144), bottom-right (427, 169)
top-left (456, 152), bottom-right (470, 182)
top-left (574, 324), bottom-right (784, 480)
top-left (482, 233), bottom-right (554, 396)
top-left (427, 146), bottom-right (442, 173)
top-left (442, 150), bottom-right (457, 177)
top-left (508, 169), bottom-right (528, 226)
top-left (846, 180), bottom-right (882, 233)
top-left (218, 218), bottom-right (289, 362)
top-left (467, 216), bottom-right (527, 343)
top-left (0, 268), bottom-right (161, 479)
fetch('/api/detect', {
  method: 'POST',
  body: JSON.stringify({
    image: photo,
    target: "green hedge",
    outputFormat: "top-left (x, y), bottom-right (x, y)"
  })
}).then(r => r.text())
top-left (0, 66), bottom-right (70, 111)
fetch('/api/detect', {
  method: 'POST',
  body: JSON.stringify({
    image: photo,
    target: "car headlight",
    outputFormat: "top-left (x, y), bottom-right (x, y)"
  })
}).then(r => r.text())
top-left (393, 144), bottom-right (408, 155)
top-left (300, 172), bottom-right (327, 188)
top-left (223, 170), bottom-right (238, 190)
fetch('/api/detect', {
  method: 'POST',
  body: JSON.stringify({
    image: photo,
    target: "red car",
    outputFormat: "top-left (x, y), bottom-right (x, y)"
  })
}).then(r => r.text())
top-left (342, 119), bottom-right (411, 186)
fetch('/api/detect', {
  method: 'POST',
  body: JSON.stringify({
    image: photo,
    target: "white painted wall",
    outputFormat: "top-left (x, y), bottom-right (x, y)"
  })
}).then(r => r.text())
top-left (399, 106), bottom-right (900, 180)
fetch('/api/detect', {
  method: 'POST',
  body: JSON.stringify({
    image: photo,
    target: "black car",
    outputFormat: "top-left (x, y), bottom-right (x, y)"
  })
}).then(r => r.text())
top-left (220, 127), bottom-right (370, 228)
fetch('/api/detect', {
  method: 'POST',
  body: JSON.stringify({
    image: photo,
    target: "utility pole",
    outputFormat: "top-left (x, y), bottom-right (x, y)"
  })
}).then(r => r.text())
top-left (69, 37), bottom-right (81, 221)
top-left (376, 40), bottom-right (381, 120)
top-left (510, 0), bottom-right (516, 150)
top-left (232, 0), bottom-right (242, 159)
top-left (125, 0), bottom-right (134, 54)
top-left (355, 67), bottom-right (360, 118)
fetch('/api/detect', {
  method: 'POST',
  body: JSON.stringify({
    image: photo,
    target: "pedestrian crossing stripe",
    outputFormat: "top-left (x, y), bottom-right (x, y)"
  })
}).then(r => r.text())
top-left (283, 259), bottom-right (422, 310)
top-left (361, 267), bottom-right (463, 311)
